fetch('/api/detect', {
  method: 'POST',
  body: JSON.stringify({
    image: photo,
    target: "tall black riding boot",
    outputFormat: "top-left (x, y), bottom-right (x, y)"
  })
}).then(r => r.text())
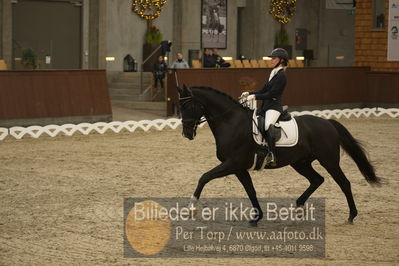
top-left (253, 115), bottom-right (269, 170)
top-left (266, 129), bottom-right (277, 167)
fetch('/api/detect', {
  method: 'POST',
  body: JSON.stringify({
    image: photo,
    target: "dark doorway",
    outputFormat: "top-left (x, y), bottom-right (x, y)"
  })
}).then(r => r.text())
top-left (12, 0), bottom-right (82, 69)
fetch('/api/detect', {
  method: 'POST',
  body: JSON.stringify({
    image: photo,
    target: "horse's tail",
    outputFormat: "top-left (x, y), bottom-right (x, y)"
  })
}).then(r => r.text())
top-left (329, 119), bottom-right (380, 184)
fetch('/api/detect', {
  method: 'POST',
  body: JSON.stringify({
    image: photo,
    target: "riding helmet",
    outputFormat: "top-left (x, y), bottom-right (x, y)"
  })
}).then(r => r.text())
top-left (269, 48), bottom-right (289, 60)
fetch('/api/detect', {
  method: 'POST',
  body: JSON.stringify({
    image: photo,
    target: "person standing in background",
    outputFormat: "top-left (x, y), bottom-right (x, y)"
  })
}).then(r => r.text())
top-left (212, 48), bottom-right (230, 68)
top-left (203, 48), bottom-right (216, 68)
top-left (153, 55), bottom-right (168, 89)
top-left (171, 53), bottom-right (189, 69)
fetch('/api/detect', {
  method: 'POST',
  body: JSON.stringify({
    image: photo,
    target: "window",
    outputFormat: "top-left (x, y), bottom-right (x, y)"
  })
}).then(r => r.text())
top-left (373, 0), bottom-right (385, 29)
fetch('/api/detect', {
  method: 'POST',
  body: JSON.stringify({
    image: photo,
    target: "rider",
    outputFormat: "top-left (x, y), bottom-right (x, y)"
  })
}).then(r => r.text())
top-left (241, 48), bottom-right (288, 166)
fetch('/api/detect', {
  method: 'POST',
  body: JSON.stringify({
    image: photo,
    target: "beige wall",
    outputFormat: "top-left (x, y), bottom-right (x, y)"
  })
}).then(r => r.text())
top-left (0, 0), bottom-right (362, 71)
top-left (105, 0), bottom-right (239, 72)
top-left (176, 0), bottom-right (238, 61)
top-left (106, 0), bottom-right (174, 72)
top-left (104, 0), bottom-right (355, 69)
top-left (239, 0), bottom-right (354, 67)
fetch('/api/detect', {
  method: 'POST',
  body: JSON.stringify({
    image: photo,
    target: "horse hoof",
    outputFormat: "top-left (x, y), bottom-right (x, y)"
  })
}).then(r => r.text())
top-left (346, 219), bottom-right (354, 225)
top-left (269, 162), bottom-right (277, 167)
top-left (249, 220), bottom-right (258, 227)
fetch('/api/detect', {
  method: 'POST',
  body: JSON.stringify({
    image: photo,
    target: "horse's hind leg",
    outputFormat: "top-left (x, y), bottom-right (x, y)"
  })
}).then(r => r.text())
top-left (291, 161), bottom-right (325, 207)
top-left (236, 170), bottom-right (263, 226)
top-left (323, 164), bottom-right (358, 224)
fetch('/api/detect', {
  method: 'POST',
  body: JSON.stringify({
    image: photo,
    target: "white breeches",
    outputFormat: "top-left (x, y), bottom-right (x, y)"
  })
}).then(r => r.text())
top-left (265, 109), bottom-right (281, 130)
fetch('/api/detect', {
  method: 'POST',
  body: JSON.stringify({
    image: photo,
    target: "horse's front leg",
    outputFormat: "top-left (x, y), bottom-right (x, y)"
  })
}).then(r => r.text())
top-left (189, 161), bottom-right (236, 211)
top-left (235, 170), bottom-right (263, 227)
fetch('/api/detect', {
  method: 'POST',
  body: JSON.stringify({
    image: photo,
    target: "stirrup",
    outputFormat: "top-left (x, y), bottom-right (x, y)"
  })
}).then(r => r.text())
top-left (265, 152), bottom-right (277, 167)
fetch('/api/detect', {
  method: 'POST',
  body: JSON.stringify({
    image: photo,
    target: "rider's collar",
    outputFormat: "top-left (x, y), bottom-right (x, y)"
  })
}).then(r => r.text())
top-left (269, 67), bottom-right (283, 81)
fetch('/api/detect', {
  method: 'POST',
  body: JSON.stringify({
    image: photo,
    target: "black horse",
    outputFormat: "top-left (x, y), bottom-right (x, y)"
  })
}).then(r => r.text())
top-left (177, 85), bottom-right (380, 226)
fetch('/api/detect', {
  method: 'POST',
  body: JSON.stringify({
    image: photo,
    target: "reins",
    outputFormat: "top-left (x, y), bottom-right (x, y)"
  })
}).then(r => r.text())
top-left (179, 93), bottom-right (236, 126)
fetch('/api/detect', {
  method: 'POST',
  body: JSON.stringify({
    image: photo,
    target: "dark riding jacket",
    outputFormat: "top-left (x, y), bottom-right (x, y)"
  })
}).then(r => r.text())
top-left (203, 54), bottom-right (216, 68)
top-left (250, 69), bottom-right (286, 113)
top-left (153, 61), bottom-right (168, 78)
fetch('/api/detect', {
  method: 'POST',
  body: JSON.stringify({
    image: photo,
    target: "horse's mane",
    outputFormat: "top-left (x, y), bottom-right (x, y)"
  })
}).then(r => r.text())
top-left (191, 86), bottom-right (251, 112)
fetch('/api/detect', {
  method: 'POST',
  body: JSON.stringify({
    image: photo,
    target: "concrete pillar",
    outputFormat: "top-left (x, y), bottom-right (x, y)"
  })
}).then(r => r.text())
top-left (1, 0), bottom-right (12, 67)
top-left (225, 0), bottom-right (238, 58)
top-left (98, 0), bottom-right (106, 69)
top-left (88, 0), bottom-right (99, 68)
top-left (239, 0), bottom-right (264, 59)
top-left (180, 0), bottom-right (201, 60)
top-left (82, 0), bottom-right (89, 69)
top-left (172, 0), bottom-right (183, 59)
top-left (237, 0), bottom-right (246, 7)
top-left (88, 0), bottom-right (106, 69)
top-left (0, 0), bottom-right (3, 59)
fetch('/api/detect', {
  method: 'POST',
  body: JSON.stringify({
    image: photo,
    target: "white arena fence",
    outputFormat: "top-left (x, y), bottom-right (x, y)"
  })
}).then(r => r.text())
top-left (0, 108), bottom-right (398, 141)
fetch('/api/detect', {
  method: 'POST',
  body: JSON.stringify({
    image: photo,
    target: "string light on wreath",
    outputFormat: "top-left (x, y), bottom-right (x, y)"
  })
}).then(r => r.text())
top-left (269, 0), bottom-right (297, 24)
top-left (132, 0), bottom-right (167, 20)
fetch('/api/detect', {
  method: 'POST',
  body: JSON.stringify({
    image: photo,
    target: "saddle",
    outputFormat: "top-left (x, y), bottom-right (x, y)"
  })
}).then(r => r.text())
top-left (256, 109), bottom-right (292, 143)
top-left (250, 108), bottom-right (299, 171)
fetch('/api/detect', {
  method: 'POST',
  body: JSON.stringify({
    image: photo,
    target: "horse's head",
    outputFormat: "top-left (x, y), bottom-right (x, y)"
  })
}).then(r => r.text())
top-left (177, 85), bottom-right (205, 140)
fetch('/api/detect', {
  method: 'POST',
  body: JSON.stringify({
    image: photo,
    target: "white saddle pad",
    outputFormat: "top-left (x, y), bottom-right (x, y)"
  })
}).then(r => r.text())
top-left (252, 109), bottom-right (299, 147)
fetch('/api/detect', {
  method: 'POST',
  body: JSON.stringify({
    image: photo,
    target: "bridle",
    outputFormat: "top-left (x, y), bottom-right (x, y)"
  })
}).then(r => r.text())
top-left (178, 90), bottom-right (236, 133)
top-left (179, 95), bottom-right (207, 135)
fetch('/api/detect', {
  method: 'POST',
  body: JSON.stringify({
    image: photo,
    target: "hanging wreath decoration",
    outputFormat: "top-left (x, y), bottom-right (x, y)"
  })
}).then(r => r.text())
top-left (269, 0), bottom-right (297, 24)
top-left (132, 0), bottom-right (167, 20)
